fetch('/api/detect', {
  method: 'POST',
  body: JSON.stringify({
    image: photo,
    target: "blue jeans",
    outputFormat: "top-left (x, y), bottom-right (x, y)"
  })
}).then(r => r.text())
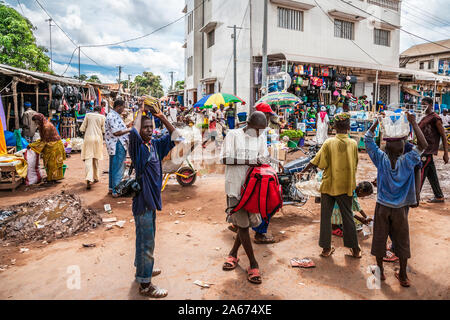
top-left (227, 116), bottom-right (235, 129)
top-left (109, 140), bottom-right (126, 195)
top-left (134, 209), bottom-right (156, 284)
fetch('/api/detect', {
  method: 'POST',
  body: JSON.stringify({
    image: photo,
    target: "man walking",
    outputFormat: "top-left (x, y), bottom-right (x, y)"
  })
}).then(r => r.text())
top-left (302, 113), bottom-right (361, 258)
top-left (80, 105), bottom-right (105, 190)
top-left (221, 111), bottom-right (268, 284)
top-left (105, 99), bottom-right (131, 197)
top-left (129, 99), bottom-right (175, 297)
top-left (418, 97), bottom-right (448, 203)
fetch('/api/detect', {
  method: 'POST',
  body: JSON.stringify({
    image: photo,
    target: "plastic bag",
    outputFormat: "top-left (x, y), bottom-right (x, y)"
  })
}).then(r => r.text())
top-left (380, 111), bottom-right (410, 139)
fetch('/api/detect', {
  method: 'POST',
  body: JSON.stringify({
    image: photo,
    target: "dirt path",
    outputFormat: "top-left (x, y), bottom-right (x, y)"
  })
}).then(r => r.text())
top-left (0, 150), bottom-right (449, 300)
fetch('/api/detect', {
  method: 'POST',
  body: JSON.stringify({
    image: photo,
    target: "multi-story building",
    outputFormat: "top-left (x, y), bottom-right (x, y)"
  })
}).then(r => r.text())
top-left (184, 0), bottom-right (405, 109)
top-left (400, 39), bottom-right (450, 76)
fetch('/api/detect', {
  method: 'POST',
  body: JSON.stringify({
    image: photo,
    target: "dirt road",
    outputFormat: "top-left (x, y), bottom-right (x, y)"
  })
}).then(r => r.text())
top-left (0, 149), bottom-right (449, 300)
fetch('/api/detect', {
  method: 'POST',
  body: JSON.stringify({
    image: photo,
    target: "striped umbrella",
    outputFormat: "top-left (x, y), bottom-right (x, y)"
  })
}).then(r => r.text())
top-left (256, 92), bottom-right (300, 106)
top-left (193, 93), bottom-right (245, 109)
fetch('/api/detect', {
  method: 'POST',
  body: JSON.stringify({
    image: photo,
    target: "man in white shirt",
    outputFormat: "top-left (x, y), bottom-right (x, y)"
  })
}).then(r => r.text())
top-left (441, 108), bottom-right (449, 128)
top-left (220, 111), bottom-right (268, 285)
top-left (168, 103), bottom-right (178, 123)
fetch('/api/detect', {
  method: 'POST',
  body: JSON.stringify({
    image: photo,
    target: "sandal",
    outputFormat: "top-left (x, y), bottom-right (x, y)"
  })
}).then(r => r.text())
top-left (247, 267), bottom-right (262, 284)
top-left (332, 228), bottom-right (343, 237)
top-left (223, 256), bottom-right (239, 270)
top-left (395, 272), bottom-right (410, 287)
top-left (152, 268), bottom-right (162, 277)
top-left (139, 284), bottom-right (168, 298)
top-left (254, 234), bottom-right (275, 244)
top-left (427, 198), bottom-right (444, 203)
top-left (320, 247), bottom-right (335, 257)
top-left (383, 250), bottom-right (399, 262)
top-left (348, 247), bottom-right (362, 259)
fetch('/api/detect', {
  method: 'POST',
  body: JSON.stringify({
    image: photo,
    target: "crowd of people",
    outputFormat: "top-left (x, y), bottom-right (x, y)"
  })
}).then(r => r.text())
top-left (19, 94), bottom-right (448, 297)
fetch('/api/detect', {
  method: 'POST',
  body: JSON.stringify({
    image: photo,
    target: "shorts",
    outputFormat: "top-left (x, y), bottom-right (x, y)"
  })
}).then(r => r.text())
top-left (226, 196), bottom-right (262, 229)
top-left (371, 203), bottom-right (410, 259)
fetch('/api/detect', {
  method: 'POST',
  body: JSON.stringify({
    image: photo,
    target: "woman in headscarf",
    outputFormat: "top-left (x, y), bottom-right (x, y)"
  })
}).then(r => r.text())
top-left (28, 113), bottom-right (66, 183)
top-left (315, 106), bottom-right (330, 145)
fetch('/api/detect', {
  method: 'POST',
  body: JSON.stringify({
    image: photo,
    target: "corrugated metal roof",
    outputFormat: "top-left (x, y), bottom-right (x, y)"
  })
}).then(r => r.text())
top-left (400, 39), bottom-right (450, 57)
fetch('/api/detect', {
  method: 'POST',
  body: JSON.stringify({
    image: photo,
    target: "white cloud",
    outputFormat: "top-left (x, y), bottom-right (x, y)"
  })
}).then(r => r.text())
top-left (5, 0), bottom-right (186, 91)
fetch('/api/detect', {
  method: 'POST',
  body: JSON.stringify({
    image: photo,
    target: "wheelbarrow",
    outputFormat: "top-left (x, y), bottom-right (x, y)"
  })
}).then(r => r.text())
top-left (161, 135), bottom-right (199, 191)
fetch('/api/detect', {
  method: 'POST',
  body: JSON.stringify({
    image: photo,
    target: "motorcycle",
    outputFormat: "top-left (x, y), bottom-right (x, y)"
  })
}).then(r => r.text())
top-left (277, 144), bottom-right (320, 207)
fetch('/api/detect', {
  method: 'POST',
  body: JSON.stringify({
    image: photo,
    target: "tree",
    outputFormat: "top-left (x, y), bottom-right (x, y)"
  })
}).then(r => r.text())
top-left (131, 71), bottom-right (164, 98)
top-left (73, 74), bottom-right (88, 81)
top-left (87, 75), bottom-right (101, 83)
top-left (0, 4), bottom-right (50, 72)
top-left (174, 80), bottom-right (184, 91)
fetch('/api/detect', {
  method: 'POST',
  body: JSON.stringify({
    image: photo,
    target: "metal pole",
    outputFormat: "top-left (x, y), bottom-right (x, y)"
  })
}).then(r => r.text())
top-left (233, 25), bottom-right (237, 95)
top-left (433, 78), bottom-right (437, 111)
top-left (78, 46), bottom-right (81, 83)
top-left (118, 66), bottom-right (122, 95)
top-left (261, 0), bottom-right (268, 95)
top-left (374, 70), bottom-right (379, 112)
top-left (169, 71), bottom-right (175, 91)
top-left (46, 18), bottom-right (53, 72)
top-left (249, 0), bottom-right (254, 108)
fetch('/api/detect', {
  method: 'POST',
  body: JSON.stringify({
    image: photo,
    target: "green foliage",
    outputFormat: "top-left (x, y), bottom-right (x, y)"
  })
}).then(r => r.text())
top-left (0, 4), bottom-right (50, 71)
top-left (87, 75), bottom-right (101, 83)
top-left (130, 71), bottom-right (164, 98)
top-left (74, 74), bottom-right (88, 81)
top-left (174, 80), bottom-right (184, 90)
top-left (280, 129), bottom-right (304, 140)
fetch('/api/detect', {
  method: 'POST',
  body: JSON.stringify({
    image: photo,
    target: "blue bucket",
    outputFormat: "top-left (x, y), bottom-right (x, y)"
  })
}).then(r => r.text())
top-left (237, 112), bottom-right (247, 122)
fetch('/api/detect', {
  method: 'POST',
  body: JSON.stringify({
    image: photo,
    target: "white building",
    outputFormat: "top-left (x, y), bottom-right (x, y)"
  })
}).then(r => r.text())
top-left (400, 39), bottom-right (450, 76)
top-left (184, 0), bottom-right (405, 109)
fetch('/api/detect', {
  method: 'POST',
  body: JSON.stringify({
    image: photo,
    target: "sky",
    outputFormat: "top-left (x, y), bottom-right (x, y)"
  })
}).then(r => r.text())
top-left (3, 0), bottom-right (450, 92)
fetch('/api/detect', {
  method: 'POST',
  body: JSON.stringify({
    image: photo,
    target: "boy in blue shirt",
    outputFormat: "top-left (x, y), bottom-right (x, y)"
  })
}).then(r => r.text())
top-left (129, 100), bottom-right (175, 297)
top-left (365, 112), bottom-right (428, 287)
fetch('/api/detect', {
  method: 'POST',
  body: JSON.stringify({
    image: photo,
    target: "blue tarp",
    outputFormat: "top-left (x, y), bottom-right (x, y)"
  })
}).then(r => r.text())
top-left (4, 130), bottom-right (28, 149)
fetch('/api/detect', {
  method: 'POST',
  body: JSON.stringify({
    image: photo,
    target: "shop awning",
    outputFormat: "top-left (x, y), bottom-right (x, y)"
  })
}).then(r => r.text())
top-left (279, 53), bottom-right (450, 83)
top-left (401, 86), bottom-right (421, 97)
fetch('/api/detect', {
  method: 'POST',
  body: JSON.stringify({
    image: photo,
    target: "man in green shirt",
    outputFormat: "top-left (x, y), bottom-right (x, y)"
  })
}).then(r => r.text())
top-left (302, 113), bottom-right (361, 258)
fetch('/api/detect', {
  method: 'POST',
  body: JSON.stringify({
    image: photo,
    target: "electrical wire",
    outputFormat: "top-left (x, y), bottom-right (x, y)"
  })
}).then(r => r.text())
top-left (61, 47), bottom-right (78, 76)
top-left (313, 0), bottom-right (382, 65)
top-left (339, 0), bottom-right (450, 50)
top-left (402, 1), bottom-right (449, 27)
top-left (16, 0), bottom-right (25, 15)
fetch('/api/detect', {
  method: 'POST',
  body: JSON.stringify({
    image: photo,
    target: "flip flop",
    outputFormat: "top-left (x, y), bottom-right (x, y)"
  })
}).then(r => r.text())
top-left (347, 247), bottom-right (362, 259)
top-left (395, 272), bottom-right (410, 287)
top-left (383, 250), bottom-right (399, 262)
top-left (247, 267), bottom-right (262, 284)
top-left (254, 234), bottom-right (275, 244)
top-left (427, 198), bottom-right (444, 203)
top-left (332, 228), bottom-right (343, 237)
top-left (223, 256), bottom-right (239, 271)
top-left (320, 247), bottom-right (335, 257)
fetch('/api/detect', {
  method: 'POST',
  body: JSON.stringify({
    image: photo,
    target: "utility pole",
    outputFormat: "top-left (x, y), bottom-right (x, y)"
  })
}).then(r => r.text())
top-left (117, 66), bottom-right (122, 95)
top-left (128, 74), bottom-right (131, 91)
top-left (168, 71), bottom-right (175, 91)
top-left (78, 46), bottom-right (81, 83)
top-left (261, 0), bottom-right (268, 96)
top-left (227, 25), bottom-right (243, 96)
top-left (45, 18), bottom-right (54, 72)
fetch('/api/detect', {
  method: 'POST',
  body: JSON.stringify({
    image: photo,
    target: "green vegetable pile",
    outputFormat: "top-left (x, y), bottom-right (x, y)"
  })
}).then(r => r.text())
top-left (280, 129), bottom-right (304, 140)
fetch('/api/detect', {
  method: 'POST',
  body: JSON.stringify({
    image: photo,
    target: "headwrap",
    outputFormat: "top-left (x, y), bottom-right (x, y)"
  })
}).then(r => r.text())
top-left (32, 113), bottom-right (61, 142)
top-left (319, 106), bottom-right (327, 122)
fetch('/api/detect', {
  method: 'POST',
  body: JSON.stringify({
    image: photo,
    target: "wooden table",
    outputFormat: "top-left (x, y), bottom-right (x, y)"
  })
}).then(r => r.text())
top-left (0, 160), bottom-right (23, 191)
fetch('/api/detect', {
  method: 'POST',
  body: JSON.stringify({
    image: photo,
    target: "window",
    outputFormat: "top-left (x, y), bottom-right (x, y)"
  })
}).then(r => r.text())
top-left (334, 19), bottom-right (354, 40)
top-left (187, 56), bottom-right (193, 76)
top-left (419, 62), bottom-right (424, 69)
top-left (187, 13), bottom-right (193, 34)
top-left (374, 28), bottom-right (390, 46)
top-left (367, 0), bottom-right (399, 12)
top-left (207, 29), bottom-right (215, 48)
top-left (277, 7), bottom-right (303, 31)
top-left (428, 60), bottom-right (434, 69)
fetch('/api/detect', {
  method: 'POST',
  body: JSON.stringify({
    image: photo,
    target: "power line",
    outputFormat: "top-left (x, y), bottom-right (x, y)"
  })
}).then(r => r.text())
top-left (61, 47), bottom-right (78, 76)
top-left (313, 0), bottom-right (381, 65)
top-left (402, 1), bottom-right (449, 27)
top-left (339, 0), bottom-right (450, 50)
top-left (16, 0), bottom-right (25, 15)
top-left (401, 7), bottom-right (450, 38)
top-left (33, 0), bottom-right (113, 72)
top-left (82, 0), bottom-right (208, 48)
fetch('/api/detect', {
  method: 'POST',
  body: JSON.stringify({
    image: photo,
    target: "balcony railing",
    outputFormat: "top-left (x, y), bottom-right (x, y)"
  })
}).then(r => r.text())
top-left (367, 0), bottom-right (399, 11)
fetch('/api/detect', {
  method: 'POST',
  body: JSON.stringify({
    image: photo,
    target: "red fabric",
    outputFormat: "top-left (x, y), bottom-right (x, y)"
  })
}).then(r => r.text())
top-left (319, 111), bottom-right (327, 122)
top-left (255, 103), bottom-right (274, 114)
top-left (231, 164), bottom-right (282, 221)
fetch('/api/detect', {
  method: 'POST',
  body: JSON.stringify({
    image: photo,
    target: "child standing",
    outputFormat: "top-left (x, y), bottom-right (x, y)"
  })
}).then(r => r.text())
top-left (331, 181), bottom-right (373, 237)
top-left (364, 112), bottom-right (428, 287)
